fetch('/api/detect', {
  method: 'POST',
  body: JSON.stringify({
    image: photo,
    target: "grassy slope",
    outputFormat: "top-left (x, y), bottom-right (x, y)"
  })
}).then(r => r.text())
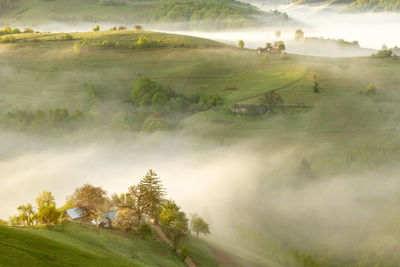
top-left (0, 0), bottom-right (157, 25)
top-left (1, 30), bottom-right (400, 145)
top-left (0, 0), bottom-right (277, 27)
top-left (0, 222), bottom-right (221, 267)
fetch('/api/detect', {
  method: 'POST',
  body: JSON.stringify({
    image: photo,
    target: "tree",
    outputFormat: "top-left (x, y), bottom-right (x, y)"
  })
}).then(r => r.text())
top-left (275, 30), bottom-right (281, 38)
top-left (238, 40), bottom-right (245, 49)
top-left (295, 29), bottom-right (304, 41)
top-left (93, 25), bottom-right (100, 32)
top-left (35, 191), bottom-right (59, 227)
top-left (365, 84), bottom-right (377, 95)
top-left (138, 170), bottom-right (166, 223)
top-left (36, 191), bottom-right (56, 207)
top-left (138, 223), bottom-right (152, 240)
top-left (168, 211), bottom-right (189, 250)
top-left (276, 41), bottom-right (286, 52)
top-left (112, 208), bottom-right (136, 233)
top-left (159, 200), bottom-right (189, 250)
top-left (71, 184), bottom-right (107, 210)
top-left (190, 214), bottom-right (210, 238)
top-left (126, 185), bottom-right (149, 226)
top-left (113, 185), bottom-right (150, 226)
top-left (152, 92), bottom-right (168, 108)
top-left (134, 24), bottom-right (143, 30)
top-left (312, 72), bottom-right (320, 93)
top-left (37, 205), bottom-right (60, 228)
top-left (159, 200), bottom-right (180, 225)
top-left (259, 91), bottom-right (284, 113)
top-left (17, 204), bottom-right (35, 226)
top-left (142, 116), bottom-right (168, 132)
top-left (73, 42), bottom-right (81, 55)
top-left (180, 245), bottom-right (191, 261)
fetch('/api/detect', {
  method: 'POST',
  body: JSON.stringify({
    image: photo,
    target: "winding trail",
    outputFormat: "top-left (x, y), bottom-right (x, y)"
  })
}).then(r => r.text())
top-left (149, 224), bottom-right (196, 267)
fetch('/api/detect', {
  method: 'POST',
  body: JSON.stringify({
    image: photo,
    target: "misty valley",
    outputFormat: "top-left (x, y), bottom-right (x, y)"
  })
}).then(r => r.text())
top-left (1, 0), bottom-right (400, 267)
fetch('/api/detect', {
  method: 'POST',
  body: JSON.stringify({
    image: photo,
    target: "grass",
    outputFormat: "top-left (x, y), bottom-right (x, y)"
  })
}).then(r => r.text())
top-left (1, 30), bottom-right (400, 144)
top-left (0, 0), bottom-right (158, 25)
top-left (0, 222), bottom-right (198, 267)
top-left (1, 30), bottom-right (400, 148)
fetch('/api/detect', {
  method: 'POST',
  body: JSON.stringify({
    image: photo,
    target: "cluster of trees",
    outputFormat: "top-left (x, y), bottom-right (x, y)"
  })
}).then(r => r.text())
top-left (111, 170), bottom-right (210, 250)
top-left (0, 26), bottom-right (35, 36)
top-left (9, 170), bottom-right (211, 255)
top-left (130, 77), bottom-right (223, 112)
top-left (256, 41), bottom-right (287, 60)
top-left (10, 191), bottom-right (62, 228)
top-left (0, 26), bottom-right (35, 43)
top-left (150, 0), bottom-right (261, 29)
top-left (74, 37), bottom-right (195, 52)
top-left (372, 48), bottom-right (396, 58)
top-left (2, 108), bottom-right (85, 130)
top-left (305, 37), bottom-right (360, 48)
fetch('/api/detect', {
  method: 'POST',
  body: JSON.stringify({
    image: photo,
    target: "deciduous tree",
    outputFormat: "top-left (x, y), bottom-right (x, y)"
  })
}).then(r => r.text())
top-left (190, 214), bottom-right (210, 238)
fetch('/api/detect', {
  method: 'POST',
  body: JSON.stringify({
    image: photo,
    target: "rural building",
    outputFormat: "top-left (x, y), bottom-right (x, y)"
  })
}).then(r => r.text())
top-left (65, 205), bottom-right (117, 228)
top-left (232, 103), bottom-right (267, 114)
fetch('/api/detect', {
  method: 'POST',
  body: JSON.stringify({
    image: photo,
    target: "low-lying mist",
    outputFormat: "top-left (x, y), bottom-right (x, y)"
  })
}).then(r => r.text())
top-left (2, 129), bottom-right (400, 264)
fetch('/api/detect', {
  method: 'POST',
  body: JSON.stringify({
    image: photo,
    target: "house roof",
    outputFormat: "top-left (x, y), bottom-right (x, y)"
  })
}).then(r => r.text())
top-left (66, 207), bottom-right (86, 220)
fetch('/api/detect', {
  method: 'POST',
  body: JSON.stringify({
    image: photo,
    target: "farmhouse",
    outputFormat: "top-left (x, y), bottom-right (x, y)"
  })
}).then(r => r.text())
top-left (257, 41), bottom-right (286, 55)
top-left (232, 103), bottom-right (267, 114)
top-left (65, 205), bottom-right (117, 228)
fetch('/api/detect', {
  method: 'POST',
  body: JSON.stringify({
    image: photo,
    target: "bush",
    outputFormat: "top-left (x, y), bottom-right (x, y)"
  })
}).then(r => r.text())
top-left (372, 49), bottom-right (393, 58)
top-left (138, 223), bottom-right (153, 240)
top-left (142, 116), bottom-right (168, 132)
top-left (180, 245), bottom-right (191, 260)
top-left (93, 25), bottom-right (100, 32)
top-left (63, 34), bottom-right (73, 40)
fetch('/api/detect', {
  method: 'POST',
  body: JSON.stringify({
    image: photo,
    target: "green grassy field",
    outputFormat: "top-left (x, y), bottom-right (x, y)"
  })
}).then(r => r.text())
top-left (0, 222), bottom-right (221, 267)
top-left (1, 29), bottom-right (400, 144)
top-left (0, 0), bottom-right (157, 25)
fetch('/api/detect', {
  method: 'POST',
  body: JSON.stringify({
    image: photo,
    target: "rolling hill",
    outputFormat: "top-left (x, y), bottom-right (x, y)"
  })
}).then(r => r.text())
top-left (240, 0), bottom-right (400, 11)
top-left (0, 0), bottom-right (291, 30)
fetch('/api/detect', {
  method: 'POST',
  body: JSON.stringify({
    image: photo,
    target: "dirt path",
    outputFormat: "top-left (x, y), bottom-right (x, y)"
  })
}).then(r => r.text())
top-left (207, 245), bottom-right (238, 267)
top-left (149, 224), bottom-right (197, 267)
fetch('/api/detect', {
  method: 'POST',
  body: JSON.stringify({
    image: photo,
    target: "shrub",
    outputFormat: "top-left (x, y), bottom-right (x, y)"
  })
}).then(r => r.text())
top-left (142, 116), bottom-right (168, 132)
top-left (138, 223), bottom-right (153, 240)
top-left (23, 28), bottom-right (34, 33)
top-left (238, 39), bottom-right (244, 48)
top-left (118, 26), bottom-right (127, 31)
top-left (365, 84), bottom-right (377, 95)
top-left (63, 34), bottom-right (73, 40)
top-left (93, 25), bottom-right (100, 32)
top-left (180, 245), bottom-right (191, 260)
